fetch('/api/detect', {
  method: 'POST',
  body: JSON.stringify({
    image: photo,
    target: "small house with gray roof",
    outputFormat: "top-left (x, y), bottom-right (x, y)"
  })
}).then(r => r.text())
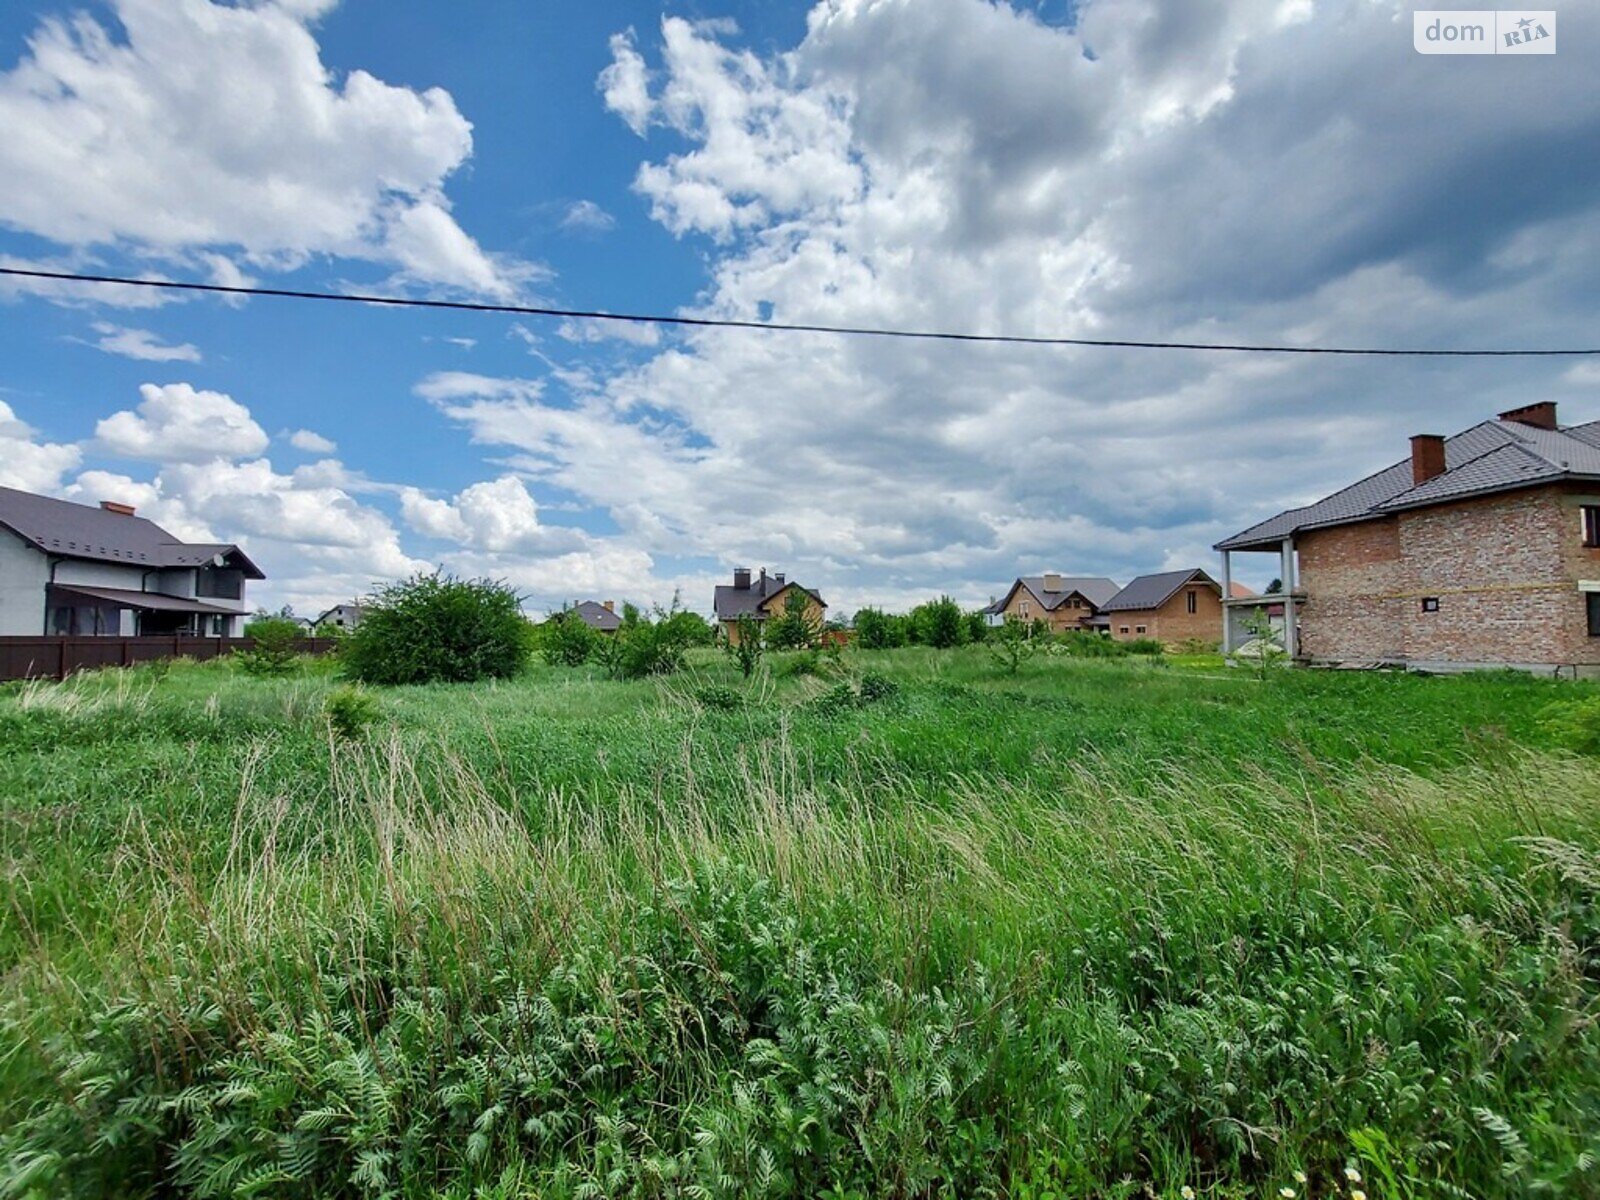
top-left (1215, 402), bottom-right (1600, 675)
top-left (549, 600), bottom-right (623, 634)
top-left (0, 486), bottom-right (262, 637)
top-left (985, 573), bottom-right (1121, 633)
top-left (713, 568), bottom-right (826, 644)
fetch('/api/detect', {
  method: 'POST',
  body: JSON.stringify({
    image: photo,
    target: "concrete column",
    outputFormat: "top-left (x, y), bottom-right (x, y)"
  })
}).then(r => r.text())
top-left (1280, 538), bottom-right (1298, 660)
top-left (1219, 550), bottom-right (1234, 654)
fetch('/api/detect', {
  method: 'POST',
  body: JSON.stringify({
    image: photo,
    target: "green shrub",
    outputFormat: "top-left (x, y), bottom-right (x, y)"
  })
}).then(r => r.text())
top-left (725, 614), bottom-right (764, 679)
top-left (1540, 696), bottom-right (1600, 754)
top-left (324, 685), bottom-right (381, 739)
top-left (765, 589), bottom-right (821, 651)
top-left (964, 611), bottom-right (990, 644)
top-left (1056, 630), bottom-right (1127, 658)
top-left (541, 612), bottom-right (599, 667)
top-left (1124, 638), bottom-right (1166, 656)
top-left (596, 615), bottom-right (691, 681)
top-left (778, 650), bottom-right (823, 678)
top-left (853, 607), bottom-right (905, 650)
top-left (342, 573), bottom-right (532, 686)
top-left (857, 671), bottom-right (899, 704)
top-left (692, 683), bottom-right (744, 711)
top-left (235, 615), bottom-right (303, 677)
top-left (988, 615), bottom-right (1040, 675)
top-left (1174, 636), bottom-right (1217, 656)
top-left (909, 596), bottom-right (966, 648)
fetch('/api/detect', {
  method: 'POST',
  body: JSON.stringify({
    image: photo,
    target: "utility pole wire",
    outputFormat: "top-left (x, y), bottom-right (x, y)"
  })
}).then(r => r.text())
top-left (2, 266), bottom-right (1597, 356)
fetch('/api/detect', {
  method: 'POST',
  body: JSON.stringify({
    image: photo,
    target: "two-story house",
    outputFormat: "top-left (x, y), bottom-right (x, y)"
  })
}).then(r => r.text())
top-left (0, 487), bottom-right (263, 637)
top-left (984, 574), bottom-right (1122, 633)
top-left (1215, 403), bottom-right (1600, 676)
top-left (713, 567), bottom-right (826, 643)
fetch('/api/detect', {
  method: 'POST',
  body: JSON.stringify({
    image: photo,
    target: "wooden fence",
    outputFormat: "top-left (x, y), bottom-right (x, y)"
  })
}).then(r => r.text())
top-left (0, 636), bottom-right (339, 683)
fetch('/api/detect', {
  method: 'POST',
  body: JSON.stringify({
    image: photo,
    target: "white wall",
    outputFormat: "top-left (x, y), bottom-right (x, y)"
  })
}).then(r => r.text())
top-left (54, 559), bottom-right (154, 590)
top-left (0, 535), bottom-right (49, 635)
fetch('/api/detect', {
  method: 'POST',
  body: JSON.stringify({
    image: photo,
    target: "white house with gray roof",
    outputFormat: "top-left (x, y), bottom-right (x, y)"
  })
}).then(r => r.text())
top-left (0, 487), bottom-right (262, 637)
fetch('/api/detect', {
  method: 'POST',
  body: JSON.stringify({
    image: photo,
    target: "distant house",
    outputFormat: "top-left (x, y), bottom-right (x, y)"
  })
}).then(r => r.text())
top-left (314, 603), bottom-right (364, 634)
top-left (1215, 402), bottom-right (1600, 675)
top-left (984, 574), bottom-right (1121, 633)
top-left (713, 568), bottom-right (826, 643)
top-left (550, 600), bottom-right (622, 634)
top-left (1094, 569), bottom-right (1238, 647)
top-left (0, 486), bottom-right (262, 637)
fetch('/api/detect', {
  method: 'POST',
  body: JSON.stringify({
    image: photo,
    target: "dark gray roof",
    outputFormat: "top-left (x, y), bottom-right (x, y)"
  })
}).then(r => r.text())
top-left (54, 584), bottom-right (239, 615)
top-left (563, 600), bottom-right (622, 632)
top-left (713, 574), bottom-right (826, 621)
top-left (1101, 569), bottom-right (1218, 613)
top-left (0, 487), bottom-right (265, 577)
top-left (999, 576), bottom-right (1122, 612)
top-left (1216, 417), bottom-right (1600, 551)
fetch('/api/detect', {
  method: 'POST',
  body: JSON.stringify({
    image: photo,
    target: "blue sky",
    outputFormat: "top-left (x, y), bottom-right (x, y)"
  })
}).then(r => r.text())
top-left (1, 0), bottom-right (1596, 617)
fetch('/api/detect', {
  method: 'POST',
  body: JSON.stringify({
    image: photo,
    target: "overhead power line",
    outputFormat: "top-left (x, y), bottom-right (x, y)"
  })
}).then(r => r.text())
top-left (2, 266), bottom-right (1597, 357)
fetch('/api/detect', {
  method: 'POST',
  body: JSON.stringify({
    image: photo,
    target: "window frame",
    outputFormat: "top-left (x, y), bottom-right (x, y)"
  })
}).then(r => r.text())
top-left (1421, 597), bottom-right (1440, 614)
top-left (1588, 592), bottom-right (1600, 638)
top-left (1583, 505), bottom-right (1600, 549)
top-left (1186, 590), bottom-right (1198, 615)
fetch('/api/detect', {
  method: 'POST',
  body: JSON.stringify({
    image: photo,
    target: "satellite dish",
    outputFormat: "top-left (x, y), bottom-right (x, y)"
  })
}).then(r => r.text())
top-left (213, 552), bottom-right (227, 567)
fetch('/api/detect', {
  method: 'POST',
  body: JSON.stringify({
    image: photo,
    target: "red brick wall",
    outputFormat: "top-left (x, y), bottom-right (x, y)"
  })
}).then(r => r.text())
top-left (1297, 519), bottom-right (1406, 661)
top-left (1107, 584), bottom-right (1225, 648)
top-left (1296, 485), bottom-right (1600, 668)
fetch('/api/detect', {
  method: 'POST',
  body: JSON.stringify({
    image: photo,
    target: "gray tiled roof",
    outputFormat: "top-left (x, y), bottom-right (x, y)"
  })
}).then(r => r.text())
top-left (713, 574), bottom-right (826, 621)
top-left (1216, 417), bottom-right (1600, 551)
top-left (1101, 569), bottom-right (1218, 613)
top-left (565, 600), bottom-right (622, 631)
top-left (0, 486), bottom-right (265, 577)
top-left (1002, 576), bottom-right (1122, 612)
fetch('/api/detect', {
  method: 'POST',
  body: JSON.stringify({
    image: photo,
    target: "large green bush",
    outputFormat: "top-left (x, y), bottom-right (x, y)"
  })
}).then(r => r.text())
top-left (910, 596), bottom-right (967, 648)
top-left (342, 573), bottom-right (532, 685)
top-left (540, 610), bottom-right (600, 667)
top-left (853, 607), bottom-right (907, 650)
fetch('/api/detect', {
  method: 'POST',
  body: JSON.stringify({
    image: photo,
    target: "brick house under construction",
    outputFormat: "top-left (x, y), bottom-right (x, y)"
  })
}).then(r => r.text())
top-left (1215, 402), bottom-right (1600, 677)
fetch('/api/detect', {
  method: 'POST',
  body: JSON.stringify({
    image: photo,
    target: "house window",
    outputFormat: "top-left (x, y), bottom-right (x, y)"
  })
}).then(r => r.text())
top-left (1584, 506), bottom-right (1600, 548)
top-left (1119, 626), bottom-right (1130, 634)
top-left (1135, 625), bottom-right (1147, 635)
top-left (1020, 601), bottom-right (1030, 618)
top-left (1589, 593), bottom-right (1600, 638)
top-left (196, 568), bottom-right (243, 600)
top-left (1186, 590), bottom-right (1198, 615)
top-left (1421, 597), bottom-right (1440, 613)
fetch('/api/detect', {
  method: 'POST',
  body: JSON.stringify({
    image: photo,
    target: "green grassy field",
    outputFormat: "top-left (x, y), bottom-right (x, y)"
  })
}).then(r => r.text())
top-left (1, 650), bottom-right (1598, 1198)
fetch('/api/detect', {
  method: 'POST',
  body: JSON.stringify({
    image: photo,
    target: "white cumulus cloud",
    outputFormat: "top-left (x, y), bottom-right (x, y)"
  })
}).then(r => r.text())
top-left (0, 0), bottom-right (530, 296)
top-left (0, 400), bottom-right (82, 492)
top-left (95, 383), bottom-right (270, 463)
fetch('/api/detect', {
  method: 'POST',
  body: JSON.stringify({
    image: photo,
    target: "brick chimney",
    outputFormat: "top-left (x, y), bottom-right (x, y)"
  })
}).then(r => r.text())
top-left (1043, 572), bottom-right (1063, 593)
top-left (774, 572), bottom-right (785, 587)
top-left (602, 600), bottom-right (614, 612)
top-left (733, 567), bottom-right (751, 590)
top-left (1498, 402), bottom-right (1557, 430)
top-left (100, 500), bottom-right (137, 516)
top-left (1410, 434), bottom-right (1446, 486)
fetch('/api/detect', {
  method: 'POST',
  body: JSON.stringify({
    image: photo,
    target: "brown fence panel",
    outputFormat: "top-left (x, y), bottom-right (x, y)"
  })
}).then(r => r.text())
top-left (0, 636), bottom-right (339, 682)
